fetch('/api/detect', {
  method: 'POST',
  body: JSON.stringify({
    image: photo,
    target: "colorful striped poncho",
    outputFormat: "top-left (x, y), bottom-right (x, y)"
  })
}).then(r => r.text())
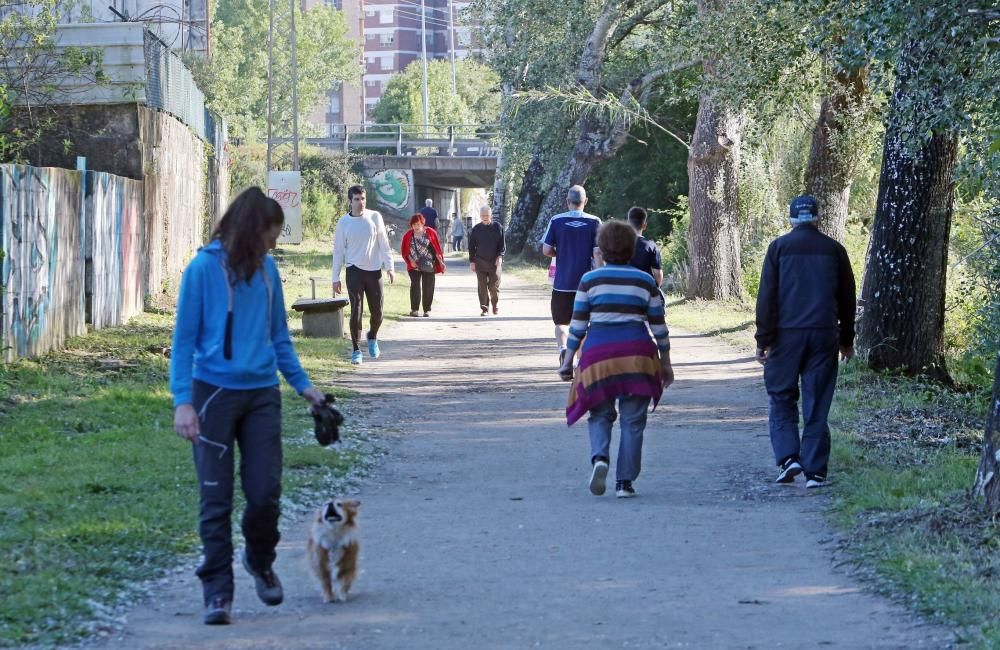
top-left (565, 264), bottom-right (670, 426)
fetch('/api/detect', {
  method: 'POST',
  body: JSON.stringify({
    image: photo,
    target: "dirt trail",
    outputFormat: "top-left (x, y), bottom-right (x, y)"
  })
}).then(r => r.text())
top-left (85, 260), bottom-right (950, 649)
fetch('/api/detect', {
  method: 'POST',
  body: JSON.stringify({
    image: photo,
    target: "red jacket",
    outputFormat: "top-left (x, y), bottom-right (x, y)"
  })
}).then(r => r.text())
top-left (401, 227), bottom-right (446, 273)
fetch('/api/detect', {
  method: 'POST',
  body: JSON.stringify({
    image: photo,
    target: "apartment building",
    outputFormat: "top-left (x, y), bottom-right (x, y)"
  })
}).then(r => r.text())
top-left (320, 0), bottom-right (481, 134)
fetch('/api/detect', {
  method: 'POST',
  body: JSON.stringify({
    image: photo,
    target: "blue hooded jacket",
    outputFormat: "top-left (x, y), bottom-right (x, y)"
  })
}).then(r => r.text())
top-left (170, 240), bottom-right (311, 407)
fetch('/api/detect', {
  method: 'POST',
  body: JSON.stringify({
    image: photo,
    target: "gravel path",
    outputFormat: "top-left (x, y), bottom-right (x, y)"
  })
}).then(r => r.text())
top-left (86, 260), bottom-right (950, 649)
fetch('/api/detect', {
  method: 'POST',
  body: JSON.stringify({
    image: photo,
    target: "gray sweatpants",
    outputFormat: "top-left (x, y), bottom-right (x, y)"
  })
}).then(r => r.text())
top-left (191, 379), bottom-right (283, 604)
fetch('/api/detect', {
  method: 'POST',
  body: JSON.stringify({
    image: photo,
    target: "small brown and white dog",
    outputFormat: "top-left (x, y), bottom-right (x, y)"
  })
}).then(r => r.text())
top-left (306, 498), bottom-right (361, 603)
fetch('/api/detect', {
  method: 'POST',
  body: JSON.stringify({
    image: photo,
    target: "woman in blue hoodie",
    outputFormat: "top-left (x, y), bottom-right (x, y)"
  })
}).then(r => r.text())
top-left (170, 187), bottom-right (325, 625)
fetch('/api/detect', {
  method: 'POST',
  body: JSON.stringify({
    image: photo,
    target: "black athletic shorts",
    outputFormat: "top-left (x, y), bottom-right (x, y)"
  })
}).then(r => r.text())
top-left (550, 290), bottom-right (576, 325)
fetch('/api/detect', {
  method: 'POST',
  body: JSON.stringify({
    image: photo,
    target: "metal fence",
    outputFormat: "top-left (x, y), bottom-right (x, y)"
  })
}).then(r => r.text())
top-left (143, 29), bottom-right (207, 139)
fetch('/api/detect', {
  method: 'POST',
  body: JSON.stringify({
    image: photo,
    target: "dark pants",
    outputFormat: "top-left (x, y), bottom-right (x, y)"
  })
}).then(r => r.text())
top-left (345, 265), bottom-right (384, 350)
top-left (763, 328), bottom-right (839, 477)
top-left (452, 236), bottom-right (463, 252)
top-left (474, 260), bottom-right (500, 309)
top-left (191, 380), bottom-right (283, 604)
top-left (408, 269), bottom-right (436, 312)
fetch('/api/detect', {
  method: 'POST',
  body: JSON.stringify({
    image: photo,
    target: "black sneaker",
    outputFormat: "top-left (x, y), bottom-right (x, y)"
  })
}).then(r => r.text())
top-left (203, 596), bottom-right (232, 625)
top-left (806, 474), bottom-right (827, 489)
top-left (775, 457), bottom-right (803, 484)
top-left (242, 550), bottom-right (283, 606)
top-left (481, 307), bottom-right (489, 316)
top-left (615, 480), bottom-right (636, 498)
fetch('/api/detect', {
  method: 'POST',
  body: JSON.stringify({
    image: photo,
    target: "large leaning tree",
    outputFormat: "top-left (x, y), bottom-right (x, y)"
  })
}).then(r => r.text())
top-left (844, 1), bottom-right (993, 381)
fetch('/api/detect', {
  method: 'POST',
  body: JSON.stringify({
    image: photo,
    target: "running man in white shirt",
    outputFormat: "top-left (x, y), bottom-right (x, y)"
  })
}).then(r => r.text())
top-left (332, 185), bottom-right (395, 365)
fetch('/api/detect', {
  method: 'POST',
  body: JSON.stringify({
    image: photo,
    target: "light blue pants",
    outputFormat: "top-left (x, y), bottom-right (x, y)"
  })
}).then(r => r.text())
top-left (588, 394), bottom-right (650, 482)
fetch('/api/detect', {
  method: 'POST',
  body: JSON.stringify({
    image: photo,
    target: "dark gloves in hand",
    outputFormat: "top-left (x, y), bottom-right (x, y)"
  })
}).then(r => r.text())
top-left (313, 393), bottom-right (345, 447)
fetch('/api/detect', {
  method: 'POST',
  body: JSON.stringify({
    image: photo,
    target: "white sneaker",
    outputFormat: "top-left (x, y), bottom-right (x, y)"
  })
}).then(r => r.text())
top-left (806, 474), bottom-right (827, 489)
top-left (588, 460), bottom-right (609, 496)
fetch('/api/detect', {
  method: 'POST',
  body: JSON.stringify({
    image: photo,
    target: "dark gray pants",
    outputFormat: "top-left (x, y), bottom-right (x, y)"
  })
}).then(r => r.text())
top-left (474, 260), bottom-right (500, 310)
top-left (191, 380), bottom-right (283, 604)
top-left (763, 328), bottom-right (839, 477)
top-left (408, 269), bottom-right (436, 312)
top-left (346, 265), bottom-right (384, 350)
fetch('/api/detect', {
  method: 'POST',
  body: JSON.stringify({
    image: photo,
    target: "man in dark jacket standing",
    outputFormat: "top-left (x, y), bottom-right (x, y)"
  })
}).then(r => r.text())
top-left (419, 199), bottom-right (439, 231)
top-left (468, 204), bottom-right (505, 316)
top-left (754, 195), bottom-right (856, 488)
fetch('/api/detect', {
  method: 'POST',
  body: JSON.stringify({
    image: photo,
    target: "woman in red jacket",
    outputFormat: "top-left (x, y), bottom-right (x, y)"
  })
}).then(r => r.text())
top-left (400, 213), bottom-right (446, 316)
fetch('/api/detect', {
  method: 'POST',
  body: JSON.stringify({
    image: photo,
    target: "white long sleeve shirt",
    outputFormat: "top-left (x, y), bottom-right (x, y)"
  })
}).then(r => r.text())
top-left (331, 210), bottom-right (395, 280)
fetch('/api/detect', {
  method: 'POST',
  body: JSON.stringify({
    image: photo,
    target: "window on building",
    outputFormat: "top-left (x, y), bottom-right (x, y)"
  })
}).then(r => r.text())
top-left (379, 8), bottom-right (392, 23)
top-left (365, 80), bottom-right (378, 88)
top-left (379, 33), bottom-right (394, 46)
top-left (329, 95), bottom-right (341, 112)
top-left (364, 8), bottom-right (375, 17)
top-left (457, 29), bottom-right (471, 47)
top-left (380, 56), bottom-right (393, 71)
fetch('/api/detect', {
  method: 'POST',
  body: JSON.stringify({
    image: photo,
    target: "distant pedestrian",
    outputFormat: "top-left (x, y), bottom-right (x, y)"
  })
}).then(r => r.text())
top-left (541, 184), bottom-right (601, 367)
top-left (419, 198), bottom-right (439, 231)
top-left (401, 213), bottom-right (445, 317)
top-left (626, 207), bottom-right (663, 287)
top-left (755, 195), bottom-right (856, 488)
top-left (558, 220), bottom-right (673, 499)
top-left (451, 212), bottom-right (465, 252)
top-left (468, 204), bottom-right (506, 316)
top-left (332, 185), bottom-right (396, 365)
top-left (170, 187), bottom-right (326, 626)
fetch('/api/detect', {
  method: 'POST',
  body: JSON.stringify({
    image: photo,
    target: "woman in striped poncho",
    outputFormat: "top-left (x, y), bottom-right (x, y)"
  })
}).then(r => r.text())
top-left (557, 220), bottom-right (674, 498)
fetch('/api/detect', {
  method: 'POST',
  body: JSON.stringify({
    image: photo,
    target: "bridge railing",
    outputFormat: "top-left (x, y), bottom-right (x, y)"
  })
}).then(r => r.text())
top-left (307, 123), bottom-right (500, 157)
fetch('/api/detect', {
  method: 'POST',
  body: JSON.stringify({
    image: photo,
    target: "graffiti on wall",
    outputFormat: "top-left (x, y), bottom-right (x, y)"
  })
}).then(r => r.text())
top-left (369, 169), bottom-right (411, 210)
top-left (86, 172), bottom-right (144, 330)
top-left (1, 165), bottom-right (85, 361)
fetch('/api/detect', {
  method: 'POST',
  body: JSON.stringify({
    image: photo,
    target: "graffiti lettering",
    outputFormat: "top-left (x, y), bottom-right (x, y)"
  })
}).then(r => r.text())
top-left (268, 188), bottom-right (301, 208)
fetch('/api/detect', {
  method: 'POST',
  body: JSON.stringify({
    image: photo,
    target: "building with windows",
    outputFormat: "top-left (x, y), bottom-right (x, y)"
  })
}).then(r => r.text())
top-left (317, 0), bottom-right (481, 134)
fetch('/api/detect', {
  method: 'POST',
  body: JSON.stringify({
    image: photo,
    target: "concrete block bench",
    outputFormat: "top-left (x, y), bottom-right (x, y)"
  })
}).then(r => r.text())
top-left (291, 278), bottom-right (349, 338)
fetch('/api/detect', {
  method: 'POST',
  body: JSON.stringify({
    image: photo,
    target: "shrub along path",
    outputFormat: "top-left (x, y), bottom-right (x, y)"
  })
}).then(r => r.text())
top-left (87, 260), bottom-right (950, 649)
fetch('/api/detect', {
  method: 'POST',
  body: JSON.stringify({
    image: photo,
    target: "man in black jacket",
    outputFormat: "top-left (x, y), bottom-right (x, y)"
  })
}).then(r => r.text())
top-left (468, 205), bottom-right (506, 316)
top-left (754, 195), bottom-right (856, 488)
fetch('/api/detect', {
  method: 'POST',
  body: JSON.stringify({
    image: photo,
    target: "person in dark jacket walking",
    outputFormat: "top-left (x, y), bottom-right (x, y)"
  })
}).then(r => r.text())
top-left (754, 195), bottom-right (856, 488)
top-left (419, 198), bottom-right (439, 230)
top-left (171, 187), bottom-right (326, 625)
top-left (468, 204), bottom-right (506, 316)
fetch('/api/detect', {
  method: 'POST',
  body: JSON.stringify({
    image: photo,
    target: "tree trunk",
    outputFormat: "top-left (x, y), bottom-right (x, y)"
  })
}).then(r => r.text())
top-left (804, 66), bottom-right (868, 243)
top-left (504, 152), bottom-right (546, 256)
top-left (522, 113), bottom-right (631, 263)
top-left (974, 349), bottom-right (1000, 514)
top-left (856, 45), bottom-right (957, 382)
top-left (685, 91), bottom-right (745, 300)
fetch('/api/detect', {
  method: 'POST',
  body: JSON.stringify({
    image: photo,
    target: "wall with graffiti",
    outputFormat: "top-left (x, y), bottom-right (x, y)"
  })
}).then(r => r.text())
top-left (86, 173), bottom-right (145, 330)
top-left (0, 166), bottom-right (86, 362)
top-left (367, 169), bottom-right (414, 216)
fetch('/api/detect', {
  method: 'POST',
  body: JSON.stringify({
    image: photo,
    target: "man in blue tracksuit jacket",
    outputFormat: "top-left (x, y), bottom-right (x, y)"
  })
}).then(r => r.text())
top-left (754, 195), bottom-right (857, 488)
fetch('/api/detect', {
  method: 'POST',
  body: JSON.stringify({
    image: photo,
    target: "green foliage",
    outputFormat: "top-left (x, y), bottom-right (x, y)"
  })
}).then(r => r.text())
top-left (299, 147), bottom-right (361, 237)
top-left (585, 91), bottom-right (697, 230)
top-left (189, 0), bottom-right (361, 140)
top-left (370, 59), bottom-right (500, 132)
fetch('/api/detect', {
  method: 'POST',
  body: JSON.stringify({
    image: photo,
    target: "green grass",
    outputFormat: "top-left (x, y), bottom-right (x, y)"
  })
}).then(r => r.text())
top-left (0, 241), bottom-right (391, 647)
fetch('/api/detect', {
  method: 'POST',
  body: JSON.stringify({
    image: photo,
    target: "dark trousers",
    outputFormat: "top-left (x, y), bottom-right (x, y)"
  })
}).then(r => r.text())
top-left (191, 380), bottom-right (283, 604)
top-left (408, 269), bottom-right (436, 312)
top-left (345, 265), bottom-right (384, 350)
top-left (475, 262), bottom-right (500, 309)
top-left (763, 328), bottom-right (839, 477)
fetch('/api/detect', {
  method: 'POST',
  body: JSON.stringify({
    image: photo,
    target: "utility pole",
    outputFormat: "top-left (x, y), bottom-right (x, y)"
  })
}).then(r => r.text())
top-left (266, 0), bottom-right (300, 171)
top-left (448, 0), bottom-right (457, 95)
top-left (420, 0), bottom-right (430, 131)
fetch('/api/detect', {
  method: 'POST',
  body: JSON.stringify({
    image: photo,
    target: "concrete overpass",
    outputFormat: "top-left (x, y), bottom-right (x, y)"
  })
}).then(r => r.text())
top-left (308, 125), bottom-right (500, 227)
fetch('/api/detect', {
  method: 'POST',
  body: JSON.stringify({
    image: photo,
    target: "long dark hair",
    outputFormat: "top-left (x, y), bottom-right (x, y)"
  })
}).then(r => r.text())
top-left (212, 187), bottom-right (284, 282)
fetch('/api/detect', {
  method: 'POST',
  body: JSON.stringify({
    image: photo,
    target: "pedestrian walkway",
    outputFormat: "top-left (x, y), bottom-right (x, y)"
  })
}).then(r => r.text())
top-left (87, 260), bottom-right (949, 649)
